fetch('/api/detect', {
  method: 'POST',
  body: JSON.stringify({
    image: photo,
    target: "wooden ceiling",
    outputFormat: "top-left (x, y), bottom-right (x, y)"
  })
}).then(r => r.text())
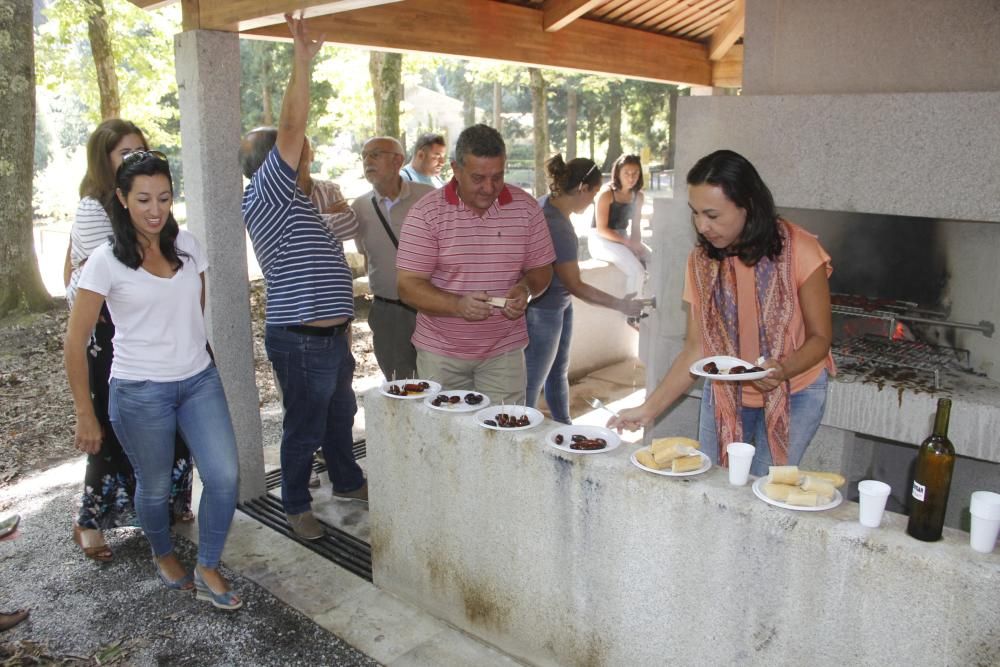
top-left (130, 0), bottom-right (744, 86)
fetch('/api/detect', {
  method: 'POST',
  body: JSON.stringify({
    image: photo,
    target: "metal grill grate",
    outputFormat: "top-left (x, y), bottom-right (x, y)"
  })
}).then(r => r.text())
top-left (237, 440), bottom-right (372, 581)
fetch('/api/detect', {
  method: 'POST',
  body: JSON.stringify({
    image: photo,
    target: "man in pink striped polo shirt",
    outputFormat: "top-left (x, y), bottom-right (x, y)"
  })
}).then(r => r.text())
top-left (396, 124), bottom-right (555, 404)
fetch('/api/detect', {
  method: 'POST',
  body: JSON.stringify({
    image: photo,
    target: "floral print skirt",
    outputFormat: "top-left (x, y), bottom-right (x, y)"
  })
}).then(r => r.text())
top-left (75, 309), bottom-right (193, 530)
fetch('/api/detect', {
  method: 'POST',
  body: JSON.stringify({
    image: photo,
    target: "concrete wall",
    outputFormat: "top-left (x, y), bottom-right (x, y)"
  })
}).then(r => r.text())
top-left (365, 396), bottom-right (1000, 667)
top-left (744, 0), bottom-right (1000, 95)
top-left (566, 260), bottom-right (638, 381)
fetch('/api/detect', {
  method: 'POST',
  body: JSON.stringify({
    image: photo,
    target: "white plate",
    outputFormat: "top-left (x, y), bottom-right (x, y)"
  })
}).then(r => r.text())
top-left (630, 450), bottom-right (712, 477)
top-left (475, 406), bottom-right (544, 431)
top-left (423, 390), bottom-right (490, 413)
top-left (689, 355), bottom-right (773, 382)
top-left (752, 477), bottom-right (843, 512)
top-left (546, 425), bottom-right (621, 455)
top-left (379, 379), bottom-right (442, 400)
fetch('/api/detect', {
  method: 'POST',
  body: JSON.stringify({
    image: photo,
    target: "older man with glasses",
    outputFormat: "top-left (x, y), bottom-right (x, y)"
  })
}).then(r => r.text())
top-left (347, 137), bottom-right (435, 380)
top-left (401, 133), bottom-right (448, 188)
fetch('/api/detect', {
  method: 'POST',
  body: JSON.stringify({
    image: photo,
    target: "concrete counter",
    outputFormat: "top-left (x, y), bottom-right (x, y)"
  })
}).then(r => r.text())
top-left (365, 394), bottom-right (1000, 667)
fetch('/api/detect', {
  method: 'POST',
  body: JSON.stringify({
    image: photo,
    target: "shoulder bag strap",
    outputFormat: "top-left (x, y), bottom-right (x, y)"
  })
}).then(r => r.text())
top-left (371, 194), bottom-right (399, 248)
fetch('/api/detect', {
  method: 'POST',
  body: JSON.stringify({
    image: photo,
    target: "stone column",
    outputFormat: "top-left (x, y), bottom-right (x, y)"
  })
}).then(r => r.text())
top-left (175, 30), bottom-right (266, 500)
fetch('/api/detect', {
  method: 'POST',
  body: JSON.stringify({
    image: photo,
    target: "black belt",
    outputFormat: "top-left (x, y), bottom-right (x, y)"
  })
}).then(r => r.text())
top-left (373, 295), bottom-right (416, 313)
top-left (281, 322), bottom-right (349, 337)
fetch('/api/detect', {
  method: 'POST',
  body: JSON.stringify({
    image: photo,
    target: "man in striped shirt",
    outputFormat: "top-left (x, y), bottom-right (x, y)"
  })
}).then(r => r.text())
top-left (396, 124), bottom-right (555, 404)
top-left (238, 14), bottom-right (366, 542)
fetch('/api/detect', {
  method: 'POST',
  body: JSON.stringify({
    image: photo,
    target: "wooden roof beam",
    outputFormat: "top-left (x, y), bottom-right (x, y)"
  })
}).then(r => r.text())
top-left (542, 0), bottom-right (608, 32)
top-left (707, 0), bottom-right (743, 61)
top-left (246, 0), bottom-right (712, 86)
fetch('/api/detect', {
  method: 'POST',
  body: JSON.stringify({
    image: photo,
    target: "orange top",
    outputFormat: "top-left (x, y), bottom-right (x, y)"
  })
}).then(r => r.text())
top-left (684, 221), bottom-right (834, 408)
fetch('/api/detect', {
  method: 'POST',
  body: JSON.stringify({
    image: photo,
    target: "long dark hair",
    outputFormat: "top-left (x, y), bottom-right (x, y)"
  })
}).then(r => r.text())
top-left (79, 119), bottom-right (148, 212)
top-left (545, 154), bottom-right (601, 196)
top-left (611, 154), bottom-right (643, 193)
top-left (109, 152), bottom-right (187, 271)
top-left (687, 149), bottom-right (782, 265)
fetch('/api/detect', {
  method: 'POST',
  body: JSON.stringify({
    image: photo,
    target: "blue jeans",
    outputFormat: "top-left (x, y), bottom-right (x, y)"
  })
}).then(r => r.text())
top-left (698, 370), bottom-right (828, 477)
top-left (265, 325), bottom-right (364, 514)
top-left (109, 364), bottom-right (239, 568)
top-left (524, 302), bottom-right (573, 424)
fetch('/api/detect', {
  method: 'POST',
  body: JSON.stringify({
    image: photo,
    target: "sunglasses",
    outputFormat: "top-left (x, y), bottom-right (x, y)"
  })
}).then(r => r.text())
top-left (122, 150), bottom-right (169, 166)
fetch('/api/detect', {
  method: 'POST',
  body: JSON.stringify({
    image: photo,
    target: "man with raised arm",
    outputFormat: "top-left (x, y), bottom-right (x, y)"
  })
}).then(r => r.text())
top-left (238, 13), bottom-right (366, 542)
top-left (350, 136), bottom-right (434, 380)
top-left (396, 124), bottom-right (555, 404)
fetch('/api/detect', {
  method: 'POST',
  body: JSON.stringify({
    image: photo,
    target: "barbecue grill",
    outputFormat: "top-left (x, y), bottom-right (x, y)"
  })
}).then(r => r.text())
top-left (830, 293), bottom-right (992, 391)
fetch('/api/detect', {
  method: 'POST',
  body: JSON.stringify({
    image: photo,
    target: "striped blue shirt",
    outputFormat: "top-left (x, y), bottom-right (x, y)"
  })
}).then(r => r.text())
top-left (242, 147), bottom-right (354, 325)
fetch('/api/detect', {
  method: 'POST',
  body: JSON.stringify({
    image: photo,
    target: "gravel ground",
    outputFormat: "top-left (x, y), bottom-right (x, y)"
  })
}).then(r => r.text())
top-left (0, 468), bottom-right (378, 666)
top-left (0, 281), bottom-right (382, 664)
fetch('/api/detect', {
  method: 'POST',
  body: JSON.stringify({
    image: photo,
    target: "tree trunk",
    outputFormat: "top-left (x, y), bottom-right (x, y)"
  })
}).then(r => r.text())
top-left (529, 68), bottom-right (548, 197)
top-left (602, 82), bottom-right (623, 172)
top-left (86, 0), bottom-right (120, 120)
top-left (666, 85), bottom-right (678, 169)
top-left (261, 48), bottom-right (273, 126)
top-left (462, 79), bottom-right (476, 127)
top-left (492, 80), bottom-right (502, 132)
top-left (0, 0), bottom-right (52, 315)
top-left (369, 51), bottom-right (402, 138)
top-left (587, 111), bottom-right (596, 162)
top-left (565, 86), bottom-right (577, 161)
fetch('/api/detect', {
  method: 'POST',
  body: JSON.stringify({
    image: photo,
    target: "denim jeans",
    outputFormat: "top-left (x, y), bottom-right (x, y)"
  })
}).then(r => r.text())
top-left (265, 325), bottom-right (364, 514)
top-left (698, 370), bottom-right (828, 477)
top-left (109, 364), bottom-right (238, 568)
top-left (524, 302), bottom-right (573, 424)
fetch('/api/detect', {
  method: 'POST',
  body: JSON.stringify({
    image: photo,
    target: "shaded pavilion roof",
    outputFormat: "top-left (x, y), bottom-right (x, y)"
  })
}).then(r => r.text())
top-left (129, 0), bottom-right (744, 86)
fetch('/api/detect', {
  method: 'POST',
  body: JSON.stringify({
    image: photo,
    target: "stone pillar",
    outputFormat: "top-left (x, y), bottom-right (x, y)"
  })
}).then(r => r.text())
top-left (175, 30), bottom-right (266, 501)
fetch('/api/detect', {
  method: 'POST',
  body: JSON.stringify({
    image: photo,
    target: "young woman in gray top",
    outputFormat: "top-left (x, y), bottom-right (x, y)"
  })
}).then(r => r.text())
top-left (525, 155), bottom-right (645, 423)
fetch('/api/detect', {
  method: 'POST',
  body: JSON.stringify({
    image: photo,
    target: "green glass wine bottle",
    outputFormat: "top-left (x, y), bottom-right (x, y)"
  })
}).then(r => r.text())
top-left (906, 398), bottom-right (956, 542)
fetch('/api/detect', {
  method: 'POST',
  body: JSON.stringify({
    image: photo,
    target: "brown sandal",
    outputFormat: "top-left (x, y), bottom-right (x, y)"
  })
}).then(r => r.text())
top-left (72, 524), bottom-right (113, 562)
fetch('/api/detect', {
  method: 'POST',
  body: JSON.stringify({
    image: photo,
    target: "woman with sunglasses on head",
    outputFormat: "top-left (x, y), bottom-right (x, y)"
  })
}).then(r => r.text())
top-left (65, 151), bottom-right (242, 610)
top-left (525, 155), bottom-right (645, 424)
top-left (588, 153), bottom-right (652, 298)
top-left (64, 120), bottom-right (194, 563)
top-left (609, 150), bottom-right (833, 475)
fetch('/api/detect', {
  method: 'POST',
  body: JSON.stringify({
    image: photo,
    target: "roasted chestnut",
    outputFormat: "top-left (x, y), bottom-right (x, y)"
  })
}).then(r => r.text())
top-left (728, 365), bottom-right (748, 374)
top-left (703, 361), bottom-right (719, 375)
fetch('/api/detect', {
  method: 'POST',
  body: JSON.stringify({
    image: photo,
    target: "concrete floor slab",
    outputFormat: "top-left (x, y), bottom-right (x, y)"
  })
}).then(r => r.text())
top-left (388, 626), bottom-right (526, 667)
top-left (312, 586), bottom-right (451, 664)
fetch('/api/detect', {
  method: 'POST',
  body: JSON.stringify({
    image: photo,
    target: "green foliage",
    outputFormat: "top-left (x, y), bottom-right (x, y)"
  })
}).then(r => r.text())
top-left (35, 0), bottom-right (181, 151)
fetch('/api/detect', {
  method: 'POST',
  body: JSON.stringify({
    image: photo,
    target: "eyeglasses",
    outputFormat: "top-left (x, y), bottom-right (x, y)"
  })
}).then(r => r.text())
top-left (361, 149), bottom-right (403, 161)
top-left (121, 150), bottom-right (168, 166)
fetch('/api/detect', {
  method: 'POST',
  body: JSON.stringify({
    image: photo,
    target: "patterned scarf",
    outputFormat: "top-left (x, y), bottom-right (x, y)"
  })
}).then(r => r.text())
top-left (691, 220), bottom-right (796, 467)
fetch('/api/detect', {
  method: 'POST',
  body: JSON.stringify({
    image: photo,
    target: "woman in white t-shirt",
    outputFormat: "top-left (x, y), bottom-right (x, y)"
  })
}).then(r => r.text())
top-left (65, 119), bottom-right (194, 564)
top-left (64, 151), bottom-right (242, 611)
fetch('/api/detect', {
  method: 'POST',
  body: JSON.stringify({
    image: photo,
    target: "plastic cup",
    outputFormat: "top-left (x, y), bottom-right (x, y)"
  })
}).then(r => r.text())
top-left (726, 442), bottom-right (755, 486)
top-left (857, 480), bottom-right (891, 527)
top-left (969, 491), bottom-right (1000, 554)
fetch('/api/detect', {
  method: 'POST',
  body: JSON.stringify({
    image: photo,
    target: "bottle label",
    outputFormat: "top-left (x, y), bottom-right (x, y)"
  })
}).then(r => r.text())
top-left (911, 480), bottom-right (926, 502)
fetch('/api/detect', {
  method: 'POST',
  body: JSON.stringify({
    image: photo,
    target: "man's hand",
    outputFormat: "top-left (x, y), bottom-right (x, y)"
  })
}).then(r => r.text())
top-left (325, 199), bottom-right (351, 215)
top-left (457, 292), bottom-right (492, 321)
top-left (286, 12), bottom-right (324, 62)
top-left (501, 283), bottom-right (530, 320)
